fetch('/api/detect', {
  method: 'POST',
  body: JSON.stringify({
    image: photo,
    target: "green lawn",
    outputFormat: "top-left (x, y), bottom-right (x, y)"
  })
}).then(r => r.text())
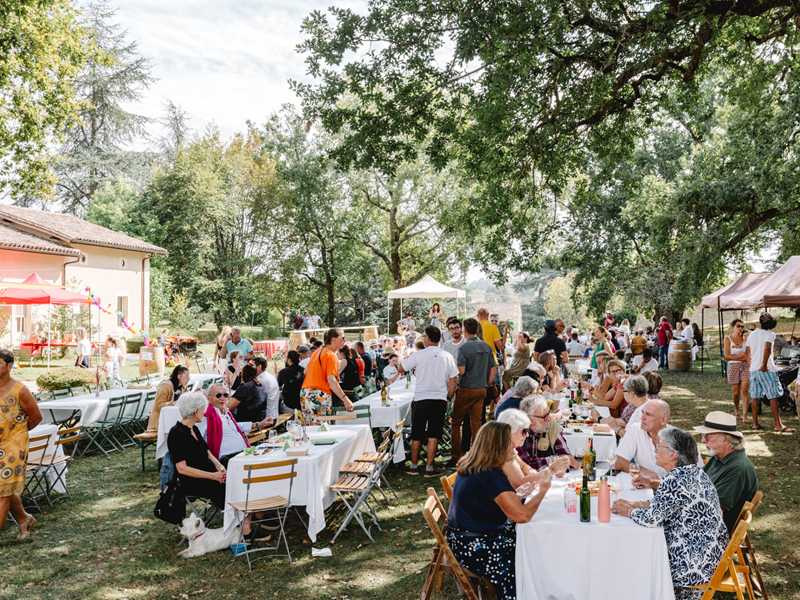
top-left (1, 370), bottom-right (799, 600)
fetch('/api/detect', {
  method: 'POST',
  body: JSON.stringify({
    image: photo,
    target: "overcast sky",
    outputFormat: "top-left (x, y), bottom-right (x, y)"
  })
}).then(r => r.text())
top-left (109, 0), bottom-right (365, 142)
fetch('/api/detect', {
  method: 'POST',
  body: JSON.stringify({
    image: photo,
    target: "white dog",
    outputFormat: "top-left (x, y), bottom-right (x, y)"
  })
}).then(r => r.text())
top-left (178, 513), bottom-right (241, 558)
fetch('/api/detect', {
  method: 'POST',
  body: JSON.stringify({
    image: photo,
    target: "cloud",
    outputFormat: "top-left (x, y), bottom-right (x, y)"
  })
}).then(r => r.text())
top-left (107, 0), bottom-right (367, 143)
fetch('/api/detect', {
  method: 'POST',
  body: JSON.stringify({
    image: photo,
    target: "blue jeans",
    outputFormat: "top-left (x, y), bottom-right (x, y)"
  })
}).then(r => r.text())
top-left (659, 344), bottom-right (669, 368)
top-left (159, 452), bottom-right (175, 489)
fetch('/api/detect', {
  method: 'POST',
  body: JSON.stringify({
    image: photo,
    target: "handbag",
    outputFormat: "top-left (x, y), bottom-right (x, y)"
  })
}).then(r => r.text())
top-left (154, 475), bottom-right (186, 524)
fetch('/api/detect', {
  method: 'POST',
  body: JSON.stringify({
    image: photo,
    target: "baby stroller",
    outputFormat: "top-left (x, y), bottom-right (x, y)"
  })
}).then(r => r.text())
top-left (772, 366), bottom-right (798, 414)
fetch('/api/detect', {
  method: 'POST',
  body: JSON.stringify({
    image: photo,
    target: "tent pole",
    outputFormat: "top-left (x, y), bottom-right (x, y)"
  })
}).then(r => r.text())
top-left (47, 303), bottom-right (52, 370)
top-left (717, 303), bottom-right (725, 378)
top-left (700, 308), bottom-right (704, 373)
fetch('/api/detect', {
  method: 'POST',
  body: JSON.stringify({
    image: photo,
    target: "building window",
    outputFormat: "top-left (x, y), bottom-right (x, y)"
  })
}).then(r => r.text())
top-left (116, 296), bottom-right (128, 326)
top-left (14, 316), bottom-right (24, 334)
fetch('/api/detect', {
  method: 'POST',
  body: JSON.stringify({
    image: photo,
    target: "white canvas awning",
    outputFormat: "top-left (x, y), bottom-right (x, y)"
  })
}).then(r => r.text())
top-left (387, 275), bottom-right (465, 299)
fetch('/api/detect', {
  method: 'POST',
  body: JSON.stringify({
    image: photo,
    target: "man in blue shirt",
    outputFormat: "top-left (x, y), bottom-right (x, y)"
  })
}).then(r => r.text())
top-left (224, 327), bottom-right (253, 362)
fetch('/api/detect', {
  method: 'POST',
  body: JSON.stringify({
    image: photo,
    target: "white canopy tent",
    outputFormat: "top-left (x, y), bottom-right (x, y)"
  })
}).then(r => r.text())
top-left (386, 275), bottom-right (466, 332)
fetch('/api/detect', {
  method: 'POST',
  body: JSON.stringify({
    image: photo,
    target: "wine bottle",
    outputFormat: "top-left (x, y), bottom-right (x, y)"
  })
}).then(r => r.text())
top-left (380, 382), bottom-right (388, 406)
top-left (582, 439), bottom-right (592, 477)
top-left (576, 384), bottom-right (583, 405)
top-left (580, 474), bottom-right (591, 523)
top-left (589, 438), bottom-right (597, 481)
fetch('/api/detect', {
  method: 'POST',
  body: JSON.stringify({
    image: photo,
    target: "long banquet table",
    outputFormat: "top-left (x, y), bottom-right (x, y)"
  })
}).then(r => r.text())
top-left (516, 471), bottom-right (674, 600)
top-left (38, 388), bottom-right (150, 426)
top-left (222, 424), bottom-right (375, 541)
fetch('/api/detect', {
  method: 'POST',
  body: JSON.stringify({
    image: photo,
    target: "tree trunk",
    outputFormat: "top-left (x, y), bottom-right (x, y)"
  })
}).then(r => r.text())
top-left (326, 273), bottom-right (336, 326)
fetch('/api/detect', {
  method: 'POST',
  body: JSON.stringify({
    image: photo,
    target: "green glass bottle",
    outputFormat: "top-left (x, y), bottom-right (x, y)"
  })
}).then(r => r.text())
top-left (588, 438), bottom-right (597, 481)
top-left (580, 474), bottom-right (591, 523)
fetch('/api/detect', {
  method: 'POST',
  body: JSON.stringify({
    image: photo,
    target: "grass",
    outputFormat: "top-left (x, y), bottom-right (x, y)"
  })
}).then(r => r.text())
top-left (2, 370), bottom-right (799, 600)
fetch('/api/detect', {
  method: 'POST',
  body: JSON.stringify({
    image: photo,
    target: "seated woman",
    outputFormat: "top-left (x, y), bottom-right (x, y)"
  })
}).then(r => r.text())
top-left (167, 392), bottom-right (227, 509)
top-left (495, 376), bottom-right (538, 418)
top-left (631, 347), bottom-right (659, 374)
top-left (592, 358), bottom-right (627, 417)
top-left (496, 409), bottom-right (568, 492)
top-left (147, 365), bottom-right (189, 431)
top-left (446, 421), bottom-right (552, 600)
top-left (613, 426), bottom-right (728, 600)
top-left (501, 331), bottom-right (532, 390)
top-left (224, 351), bottom-right (244, 391)
top-left (589, 350), bottom-right (610, 389)
top-left (537, 350), bottom-right (564, 392)
top-left (599, 374), bottom-right (648, 437)
top-left (644, 371), bottom-right (663, 400)
top-left (517, 396), bottom-right (576, 471)
top-left (230, 365), bottom-right (266, 423)
top-left (277, 350), bottom-right (304, 411)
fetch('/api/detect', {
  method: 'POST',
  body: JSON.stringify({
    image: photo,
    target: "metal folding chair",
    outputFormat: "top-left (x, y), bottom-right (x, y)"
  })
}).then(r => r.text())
top-left (26, 426), bottom-right (81, 501)
top-left (229, 458), bottom-right (298, 569)
top-left (79, 396), bottom-right (126, 456)
top-left (116, 392), bottom-right (145, 446)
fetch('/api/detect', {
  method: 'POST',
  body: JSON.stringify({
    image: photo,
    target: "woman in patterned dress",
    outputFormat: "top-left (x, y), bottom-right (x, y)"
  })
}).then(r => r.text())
top-left (613, 426), bottom-right (728, 600)
top-left (0, 349), bottom-right (42, 540)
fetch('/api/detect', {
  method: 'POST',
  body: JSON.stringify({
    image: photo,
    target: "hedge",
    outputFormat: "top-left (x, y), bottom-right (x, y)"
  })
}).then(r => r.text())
top-left (36, 368), bottom-right (97, 391)
top-left (126, 337), bottom-right (146, 353)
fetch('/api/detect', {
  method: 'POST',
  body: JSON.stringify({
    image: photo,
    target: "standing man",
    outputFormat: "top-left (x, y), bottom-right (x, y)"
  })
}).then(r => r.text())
top-left (477, 308), bottom-right (503, 360)
top-left (355, 341), bottom-right (373, 379)
top-left (533, 319), bottom-right (568, 366)
top-left (746, 313), bottom-right (794, 432)
top-left (397, 311), bottom-right (417, 350)
top-left (300, 328), bottom-right (354, 419)
top-left (450, 318), bottom-right (495, 464)
top-left (442, 317), bottom-right (465, 361)
top-left (399, 326), bottom-right (458, 476)
top-left (656, 317), bottom-right (673, 369)
top-left (252, 356), bottom-right (280, 419)
top-left (224, 327), bottom-right (253, 362)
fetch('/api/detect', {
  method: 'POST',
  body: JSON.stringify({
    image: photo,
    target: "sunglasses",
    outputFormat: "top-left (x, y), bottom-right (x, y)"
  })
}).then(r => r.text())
top-left (214, 392), bottom-right (230, 398)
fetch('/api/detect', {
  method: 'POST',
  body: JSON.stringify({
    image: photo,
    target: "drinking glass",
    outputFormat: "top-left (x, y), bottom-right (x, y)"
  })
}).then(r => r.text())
top-left (268, 429), bottom-right (277, 444)
top-left (563, 487), bottom-right (577, 514)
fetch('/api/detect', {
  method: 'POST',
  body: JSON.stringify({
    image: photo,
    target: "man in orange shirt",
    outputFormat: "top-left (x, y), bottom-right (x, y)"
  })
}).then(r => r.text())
top-left (300, 328), bottom-right (354, 420)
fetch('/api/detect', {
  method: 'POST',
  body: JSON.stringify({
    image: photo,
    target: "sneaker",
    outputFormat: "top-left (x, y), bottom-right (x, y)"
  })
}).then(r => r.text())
top-left (424, 465), bottom-right (443, 478)
top-left (405, 463), bottom-right (420, 475)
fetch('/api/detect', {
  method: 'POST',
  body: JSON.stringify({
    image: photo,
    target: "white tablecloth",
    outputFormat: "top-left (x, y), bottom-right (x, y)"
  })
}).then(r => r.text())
top-left (562, 427), bottom-right (618, 463)
top-left (354, 379), bottom-right (413, 463)
top-left (38, 388), bottom-right (148, 426)
top-left (28, 424), bottom-right (67, 494)
top-left (222, 424), bottom-right (375, 541)
top-left (156, 405), bottom-right (181, 459)
top-left (516, 472), bottom-right (674, 600)
top-left (188, 373), bottom-right (220, 391)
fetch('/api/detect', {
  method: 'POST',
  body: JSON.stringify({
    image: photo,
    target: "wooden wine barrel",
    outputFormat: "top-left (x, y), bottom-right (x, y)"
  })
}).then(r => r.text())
top-left (668, 340), bottom-right (692, 371)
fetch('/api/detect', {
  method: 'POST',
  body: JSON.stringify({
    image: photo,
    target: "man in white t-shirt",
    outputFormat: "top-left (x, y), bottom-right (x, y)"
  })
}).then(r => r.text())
top-left (746, 313), bottom-right (792, 432)
top-left (631, 348), bottom-right (659, 374)
top-left (614, 399), bottom-right (672, 479)
top-left (253, 356), bottom-right (281, 418)
top-left (399, 325), bottom-right (458, 476)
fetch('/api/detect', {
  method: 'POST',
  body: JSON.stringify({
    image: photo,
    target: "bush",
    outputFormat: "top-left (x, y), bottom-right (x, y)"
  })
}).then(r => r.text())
top-left (36, 368), bottom-right (96, 391)
top-left (126, 337), bottom-right (146, 353)
top-left (238, 326), bottom-right (262, 340)
top-left (261, 324), bottom-right (285, 339)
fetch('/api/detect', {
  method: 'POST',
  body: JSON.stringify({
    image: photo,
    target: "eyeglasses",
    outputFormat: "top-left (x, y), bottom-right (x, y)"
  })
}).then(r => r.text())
top-left (609, 368), bottom-right (623, 374)
top-left (214, 392), bottom-right (230, 398)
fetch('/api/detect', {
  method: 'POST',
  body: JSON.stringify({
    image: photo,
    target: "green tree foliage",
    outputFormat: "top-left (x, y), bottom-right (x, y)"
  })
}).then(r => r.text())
top-left (544, 275), bottom-right (593, 330)
top-left (53, 0), bottom-right (153, 214)
top-left (0, 0), bottom-right (86, 200)
top-left (136, 126), bottom-right (279, 327)
top-left (561, 57), bottom-right (800, 319)
top-left (294, 1), bottom-right (800, 276)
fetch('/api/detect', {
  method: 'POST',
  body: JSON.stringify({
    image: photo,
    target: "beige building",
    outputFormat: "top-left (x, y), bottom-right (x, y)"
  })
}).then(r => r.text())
top-left (0, 205), bottom-right (166, 346)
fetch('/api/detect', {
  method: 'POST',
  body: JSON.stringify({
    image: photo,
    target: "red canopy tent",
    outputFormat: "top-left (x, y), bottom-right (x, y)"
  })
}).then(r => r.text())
top-left (0, 273), bottom-right (90, 368)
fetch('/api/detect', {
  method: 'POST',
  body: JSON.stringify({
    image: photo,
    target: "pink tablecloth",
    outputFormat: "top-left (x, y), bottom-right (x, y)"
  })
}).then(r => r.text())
top-left (252, 339), bottom-right (288, 358)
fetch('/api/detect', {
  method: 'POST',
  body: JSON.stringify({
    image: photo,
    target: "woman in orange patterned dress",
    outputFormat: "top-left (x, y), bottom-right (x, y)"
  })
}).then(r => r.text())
top-left (0, 349), bottom-right (42, 540)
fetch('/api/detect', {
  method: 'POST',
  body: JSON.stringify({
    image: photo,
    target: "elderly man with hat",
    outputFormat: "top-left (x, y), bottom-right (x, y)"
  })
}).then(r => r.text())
top-left (695, 411), bottom-right (759, 533)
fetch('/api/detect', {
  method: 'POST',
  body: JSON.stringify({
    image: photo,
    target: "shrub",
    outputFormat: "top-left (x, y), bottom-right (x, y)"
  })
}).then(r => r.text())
top-left (36, 368), bottom-right (96, 391)
top-left (126, 337), bottom-right (146, 353)
top-left (261, 324), bottom-right (285, 339)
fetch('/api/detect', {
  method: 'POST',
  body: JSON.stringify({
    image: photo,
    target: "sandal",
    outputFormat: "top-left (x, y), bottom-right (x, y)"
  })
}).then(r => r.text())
top-left (773, 426), bottom-right (796, 433)
top-left (751, 424), bottom-right (764, 431)
top-left (16, 514), bottom-right (36, 541)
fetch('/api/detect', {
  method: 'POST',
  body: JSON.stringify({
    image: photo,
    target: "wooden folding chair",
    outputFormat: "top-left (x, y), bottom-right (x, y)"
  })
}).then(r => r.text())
top-left (228, 458), bottom-right (298, 569)
top-left (440, 472), bottom-right (457, 502)
top-left (316, 413), bottom-right (357, 425)
top-left (690, 510), bottom-right (755, 600)
top-left (737, 491), bottom-right (767, 599)
top-left (337, 405), bottom-right (372, 428)
top-left (330, 455), bottom-right (385, 543)
top-left (421, 487), bottom-right (491, 600)
top-left (133, 431), bottom-right (158, 471)
top-left (27, 426), bottom-right (81, 500)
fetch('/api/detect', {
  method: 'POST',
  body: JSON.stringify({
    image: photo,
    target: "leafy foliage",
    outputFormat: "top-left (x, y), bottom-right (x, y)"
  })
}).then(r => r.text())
top-left (0, 0), bottom-right (87, 200)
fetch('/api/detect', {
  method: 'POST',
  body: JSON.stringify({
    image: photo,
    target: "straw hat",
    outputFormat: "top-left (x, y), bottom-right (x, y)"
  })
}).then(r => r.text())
top-left (694, 411), bottom-right (744, 439)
